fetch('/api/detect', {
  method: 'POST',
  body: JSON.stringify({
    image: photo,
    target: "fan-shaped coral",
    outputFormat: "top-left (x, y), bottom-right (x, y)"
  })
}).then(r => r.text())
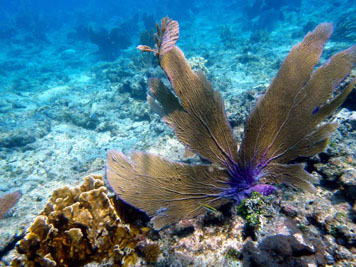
top-left (107, 17), bottom-right (356, 230)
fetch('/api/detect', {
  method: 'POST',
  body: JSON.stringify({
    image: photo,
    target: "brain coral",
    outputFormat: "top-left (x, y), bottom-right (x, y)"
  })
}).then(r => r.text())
top-left (12, 174), bottom-right (138, 267)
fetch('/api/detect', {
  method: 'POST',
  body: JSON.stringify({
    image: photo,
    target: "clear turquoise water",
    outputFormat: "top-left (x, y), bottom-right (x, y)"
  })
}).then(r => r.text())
top-left (0, 0), bottom-right (355, 265)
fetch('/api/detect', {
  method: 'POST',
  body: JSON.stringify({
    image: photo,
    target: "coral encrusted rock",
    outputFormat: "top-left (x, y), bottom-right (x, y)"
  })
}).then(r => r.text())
top-left (12, 174), bottom-right (138, 267)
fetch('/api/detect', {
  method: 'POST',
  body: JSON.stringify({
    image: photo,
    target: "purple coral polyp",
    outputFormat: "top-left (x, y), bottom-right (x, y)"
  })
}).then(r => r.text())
top-left (224, 161), bottom-right (276, 202)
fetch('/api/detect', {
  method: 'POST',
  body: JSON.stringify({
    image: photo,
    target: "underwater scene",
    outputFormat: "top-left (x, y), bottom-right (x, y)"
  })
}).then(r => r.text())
top-left (0, 0), bottom-right (356, 266)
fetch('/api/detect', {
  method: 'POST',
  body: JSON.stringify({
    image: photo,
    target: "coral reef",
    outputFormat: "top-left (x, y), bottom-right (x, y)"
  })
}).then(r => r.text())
top-left (219, 25), bottom-right (237, 49)
top-left (241, 234), bottom-right (326, 266)
top-left (87, 14), bottom-right (139, 61)
top-left (1, 2), bottom-right (356, 266)
top-left (88, 26), bottom-right (131, 61)
top-left (152, 175), bottom-right (356, 266)
top-left (139, 28), bottom-right (156, 49)
top-left (187, 56), bottom-right (209, 75)
top-left (0, 113), bottom-right (50, 149)
top-left (236, 191), bottom-right (272, 228)
top-left (136, 242), bottom-right (161, 264)
top-left (12, 175), bottom-right (139, 266)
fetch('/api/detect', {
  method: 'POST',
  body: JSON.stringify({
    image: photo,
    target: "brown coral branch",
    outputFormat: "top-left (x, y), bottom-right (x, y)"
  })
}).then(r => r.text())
top-left (137, 45), bottom-right (156, 53)
top-left (136, 16), bottom-right (179, 57)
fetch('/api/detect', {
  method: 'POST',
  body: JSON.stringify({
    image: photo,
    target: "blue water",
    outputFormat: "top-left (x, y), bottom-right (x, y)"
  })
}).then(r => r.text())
top-left (0, 0), bottom-right (354, 90)
top-left (0, 0), bottom-right (355, 265)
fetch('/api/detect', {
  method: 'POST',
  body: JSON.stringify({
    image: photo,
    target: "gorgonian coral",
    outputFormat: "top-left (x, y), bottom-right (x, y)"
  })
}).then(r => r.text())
top-left (106, 17), bottom-right (356, 230)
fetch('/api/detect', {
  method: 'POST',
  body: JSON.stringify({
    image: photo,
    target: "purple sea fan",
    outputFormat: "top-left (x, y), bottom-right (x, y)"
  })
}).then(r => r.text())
top-left (106, 17), bottom-right (356, 230)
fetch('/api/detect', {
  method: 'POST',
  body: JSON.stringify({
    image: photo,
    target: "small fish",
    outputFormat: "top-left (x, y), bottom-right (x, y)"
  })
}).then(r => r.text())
top-left (90, 112), bottom-right (97, 120)
top-left (90, 102), bottom-right (98, 119)
top-left (200, 203), bottom-right (218, 213)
